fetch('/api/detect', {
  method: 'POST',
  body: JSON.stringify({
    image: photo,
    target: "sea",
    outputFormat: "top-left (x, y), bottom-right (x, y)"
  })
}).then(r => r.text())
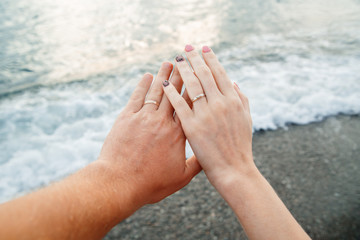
top-left (0, 0), bottom-right (359, 203)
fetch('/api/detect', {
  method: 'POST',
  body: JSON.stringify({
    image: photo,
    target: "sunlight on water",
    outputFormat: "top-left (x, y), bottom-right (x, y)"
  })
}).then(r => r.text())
top-left (0, 0), bottom-right (226, 92)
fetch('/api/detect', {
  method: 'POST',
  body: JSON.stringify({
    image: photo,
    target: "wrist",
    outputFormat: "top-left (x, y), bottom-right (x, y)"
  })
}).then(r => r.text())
top-left (79, 160), bottom-right (145, 221)
top-left (206, 158), bottom-right (261, 197)
top-left (206, 154), bottom-right (257, 186)
top-left (211, 165), bottom-right (264, 219)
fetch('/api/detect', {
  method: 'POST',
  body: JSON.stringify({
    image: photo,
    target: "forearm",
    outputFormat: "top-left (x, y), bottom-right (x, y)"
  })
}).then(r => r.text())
top-left (163, 46), bottom-right (309, 239)
top-left (0, 161), bottom-right (141, 240)
top-left (213, 162), bottom-right (310, 240)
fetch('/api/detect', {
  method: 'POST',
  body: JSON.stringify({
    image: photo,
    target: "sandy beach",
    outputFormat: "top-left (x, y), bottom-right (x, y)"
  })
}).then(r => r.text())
top-left (105, 115), bottom-right (360, 240)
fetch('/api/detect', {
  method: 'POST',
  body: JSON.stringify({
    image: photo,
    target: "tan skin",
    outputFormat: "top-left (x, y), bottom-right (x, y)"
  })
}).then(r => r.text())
top-left (99, 64), bottom-right (200, 205)
top-left (0, 62), bottom-right (201, 240)
top-left (0, 46), bottom-right (310, 240)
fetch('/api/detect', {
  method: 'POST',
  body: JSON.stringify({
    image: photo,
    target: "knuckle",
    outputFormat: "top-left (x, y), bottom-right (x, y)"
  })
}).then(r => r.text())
top-left (239, 91), bottom-right (249, 102)
top-left (197, 65), bottom-right (211, 76)
top-left (244, 95), bottom-right (249, 102)
top-left (201, 113), bottom-right (212, 124)
top-left (214, 66), bottom-right (227, 76)
top-left (187, 79), bottom-right (200, 89)
top-left (148, 88), bottom-right (162, 99)
top-left (196, 114), bottom-right (215, 132)
top-left (149, 115), bottom-right (167, 132)
top-left (183, 69), bottom-right (195, 79)
top-left (158, 114), bottom-right (168, 126)
top-left (119, 109), bottom-right (132, 118)
top-left (233, 97), bottom-right (246, 111)
top-left (244, 96), bottom-right (250, 105)
top-left (229, 96), bottom-right (240, 106)
top-left (212, 99), bottom-right (226, 110)
top-left (142, 112), bottom-right (153, 122)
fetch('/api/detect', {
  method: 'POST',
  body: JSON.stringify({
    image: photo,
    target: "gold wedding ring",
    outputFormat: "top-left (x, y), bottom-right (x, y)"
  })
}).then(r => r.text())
top-left (144, 100), bottom-right (159, 107)
top-left (191, 93), bottom-right (206, 103)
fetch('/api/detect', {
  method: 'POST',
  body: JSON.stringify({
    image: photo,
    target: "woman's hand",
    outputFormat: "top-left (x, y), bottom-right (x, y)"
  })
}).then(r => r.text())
top-left (163, 45), bottom-right (310, 240)
top-left (98, 62), bottom-right (201, 206)
top-left (162, 45), bottom-right (254, 188)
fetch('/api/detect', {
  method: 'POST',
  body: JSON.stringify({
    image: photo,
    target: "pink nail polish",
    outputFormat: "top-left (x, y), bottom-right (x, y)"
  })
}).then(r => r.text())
top-left (234, 82), bottom-right (240, 89)
top-left (202, 46), bottom-right (211, 53)
top-left (185, 44), bottom-right (194, 52)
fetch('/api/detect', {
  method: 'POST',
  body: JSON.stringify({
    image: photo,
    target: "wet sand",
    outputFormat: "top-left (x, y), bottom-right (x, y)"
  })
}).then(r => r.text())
top-left (105, 115), bottom-right (360, 240)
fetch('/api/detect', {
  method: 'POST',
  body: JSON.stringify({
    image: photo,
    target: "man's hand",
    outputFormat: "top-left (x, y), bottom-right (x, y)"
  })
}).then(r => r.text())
top-left (0, 62), bottom-right (201, 240)
top-left (98, 62), bottom-right (201, 205)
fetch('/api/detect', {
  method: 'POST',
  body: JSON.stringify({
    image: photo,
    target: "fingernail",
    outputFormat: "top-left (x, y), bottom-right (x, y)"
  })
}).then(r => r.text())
top-left (234, 81), bottom-right (240, 89)
top-left (185, 44), bottom-right (194, 52)
top-left (143, 73), bottom-right (153, 79)
top-left (176, 55), bottom-right (184, 62)
top-left (163, 62), bottom-right (172, 68)
top-left (202, 46), bottom-right (211, 53)
top-left (163, 80), bottom-right (170, 87)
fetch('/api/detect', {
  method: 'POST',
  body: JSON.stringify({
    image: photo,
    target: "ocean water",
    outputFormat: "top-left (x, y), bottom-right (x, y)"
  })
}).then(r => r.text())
top-left (0, 0), bottom-right (360, 203)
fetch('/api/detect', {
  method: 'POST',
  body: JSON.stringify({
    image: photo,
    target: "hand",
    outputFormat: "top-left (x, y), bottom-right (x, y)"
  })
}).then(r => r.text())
top-left (163, 46), bottom-right (310, 240)
top-left (163, 46), bottom-right (253, 188)
top-left (98, 62), bottom-right (201, 205)
top-left (0, 63), bottom-right (202, 240)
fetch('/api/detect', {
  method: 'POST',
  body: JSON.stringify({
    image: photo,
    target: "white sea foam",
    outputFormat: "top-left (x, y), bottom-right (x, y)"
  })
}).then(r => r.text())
top-left (0, 88), bottom-right (122, 202)
top-left (223, 34), bottom-right (360, 130)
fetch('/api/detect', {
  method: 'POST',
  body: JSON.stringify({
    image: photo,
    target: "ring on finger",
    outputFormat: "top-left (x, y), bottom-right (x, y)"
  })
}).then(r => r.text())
top-left (144, 100), bottom-right (159, 107)
top-left (191, 93), bottom-right (206, 103)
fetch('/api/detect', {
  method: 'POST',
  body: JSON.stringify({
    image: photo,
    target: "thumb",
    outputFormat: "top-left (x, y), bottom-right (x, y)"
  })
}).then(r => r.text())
top-left (185, 155), bottom-right (202, 180)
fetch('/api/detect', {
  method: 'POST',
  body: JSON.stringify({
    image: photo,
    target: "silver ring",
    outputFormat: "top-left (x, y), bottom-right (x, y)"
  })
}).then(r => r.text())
top-left (191, 93), bottom-right (206, 103)
top-left (144, 100), bottom-right (159, 107)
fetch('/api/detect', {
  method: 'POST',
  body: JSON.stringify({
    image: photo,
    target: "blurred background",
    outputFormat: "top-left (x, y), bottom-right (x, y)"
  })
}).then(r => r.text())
top-left (0, 0), bottom-right (359, 239)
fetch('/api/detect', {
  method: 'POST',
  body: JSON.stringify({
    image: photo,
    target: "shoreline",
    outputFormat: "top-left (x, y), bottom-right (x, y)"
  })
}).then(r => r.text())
top-left (107, 114), bottom-right (360, 239)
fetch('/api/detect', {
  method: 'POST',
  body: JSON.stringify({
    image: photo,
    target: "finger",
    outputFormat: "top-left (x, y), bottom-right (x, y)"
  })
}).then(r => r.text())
top-left (202, 46), bottom-right (234, 96)
top-left (124, 73), bottom-right (153, 113)
top-left (174, 89), bottom-right (192, 124)
top-left (233, 82), bottom-right (250, 113)
top-left (162, 80), bottom-right (192, 122)
top-left (143, 62), bottom-right (173, 111)
top-left (184, 45), bottom-right (220, 98)
top-left (175, 55), bottom-right (207, 108)
top-left (184, 155), bottom-right (202, 181)
top-left (182, 89), bottom-right (193, 109)
top-left (159, 65), bottom-right (183, 115)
